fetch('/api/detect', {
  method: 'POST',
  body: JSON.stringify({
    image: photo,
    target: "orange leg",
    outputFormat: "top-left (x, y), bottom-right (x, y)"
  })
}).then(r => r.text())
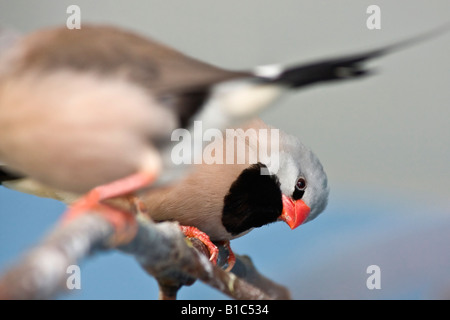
top-left (65, 171), bottom-right (156, 213)
top-left (61, 171), bottom-right (157, 245)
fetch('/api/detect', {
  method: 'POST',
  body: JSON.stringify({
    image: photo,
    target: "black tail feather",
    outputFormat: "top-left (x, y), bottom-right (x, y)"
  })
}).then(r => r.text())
top-left (263, 23), bottom-right (450, 88)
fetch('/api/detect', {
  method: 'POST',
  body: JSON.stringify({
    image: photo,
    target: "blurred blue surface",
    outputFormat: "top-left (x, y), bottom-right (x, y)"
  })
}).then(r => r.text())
top-left (1, 184), bottom-right (449, 300)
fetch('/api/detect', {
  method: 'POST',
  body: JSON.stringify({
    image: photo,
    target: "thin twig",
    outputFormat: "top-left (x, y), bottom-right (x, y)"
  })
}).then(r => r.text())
top-left (0, 212), bottom-right (290, 300)
top-left (118, 215), bottom-right (274, 300)
top-left (0, 214), bottom-right (113, 300)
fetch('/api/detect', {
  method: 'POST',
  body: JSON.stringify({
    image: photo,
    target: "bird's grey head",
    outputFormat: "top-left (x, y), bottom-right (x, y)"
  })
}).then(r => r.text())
top-left (221, 127), bottom-right (329, 238)
top-left (274, 131), bottom-right (329, 224)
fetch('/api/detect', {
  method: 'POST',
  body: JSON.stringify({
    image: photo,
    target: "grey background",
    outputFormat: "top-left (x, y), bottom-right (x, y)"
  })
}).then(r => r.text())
top-left (0, 0), bottom-right (449, 299)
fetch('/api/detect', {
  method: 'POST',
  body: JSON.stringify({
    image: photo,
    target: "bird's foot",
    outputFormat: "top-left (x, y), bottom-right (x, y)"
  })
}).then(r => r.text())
top-left (60, 171), bottom-right (157, 245)
top-left (180, 226), bottom-right (235, 271)
top-left (180, 225), bottom-right (219, 264)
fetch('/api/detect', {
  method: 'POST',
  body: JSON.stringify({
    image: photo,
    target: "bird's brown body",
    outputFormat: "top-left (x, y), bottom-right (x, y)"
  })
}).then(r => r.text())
top-left (142, 161), bottom-right (249, 241)
top-left (140, 120), bottom-right (264, 241)
top-left (0, 26), bottom-right (246, 194)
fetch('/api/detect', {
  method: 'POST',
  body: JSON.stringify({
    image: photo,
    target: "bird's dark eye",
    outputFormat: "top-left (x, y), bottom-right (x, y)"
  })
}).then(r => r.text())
top-left (296, 178), bottom-right (307, 191)
top-left (293, 177), bottom-right (307, 200)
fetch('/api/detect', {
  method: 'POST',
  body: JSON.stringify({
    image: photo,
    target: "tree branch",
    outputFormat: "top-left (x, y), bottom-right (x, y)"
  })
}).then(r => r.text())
top-left (0, 212), bottom-right (290, 300)
top-left (0, 213), bottom-right (113, 299)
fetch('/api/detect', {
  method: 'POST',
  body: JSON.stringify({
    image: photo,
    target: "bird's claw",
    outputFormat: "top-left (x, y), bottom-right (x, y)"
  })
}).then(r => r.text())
top-left (180, 226), bottom-right (235, 271)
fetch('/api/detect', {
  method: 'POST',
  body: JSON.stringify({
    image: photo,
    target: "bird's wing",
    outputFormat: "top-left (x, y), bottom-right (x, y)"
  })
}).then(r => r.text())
top-left (1, 25), bottom-right (251, 129)
top-left (5, 25), bottom-right (246, 85)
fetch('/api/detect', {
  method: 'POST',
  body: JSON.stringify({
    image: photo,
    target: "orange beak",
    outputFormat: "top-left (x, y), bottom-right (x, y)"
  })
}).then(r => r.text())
top-left (279, 194), bottom-right (310, 230)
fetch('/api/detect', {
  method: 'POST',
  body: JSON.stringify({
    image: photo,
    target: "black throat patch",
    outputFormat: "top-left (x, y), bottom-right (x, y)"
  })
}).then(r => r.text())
top-left (222, 163), bottom-right (283, 236)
